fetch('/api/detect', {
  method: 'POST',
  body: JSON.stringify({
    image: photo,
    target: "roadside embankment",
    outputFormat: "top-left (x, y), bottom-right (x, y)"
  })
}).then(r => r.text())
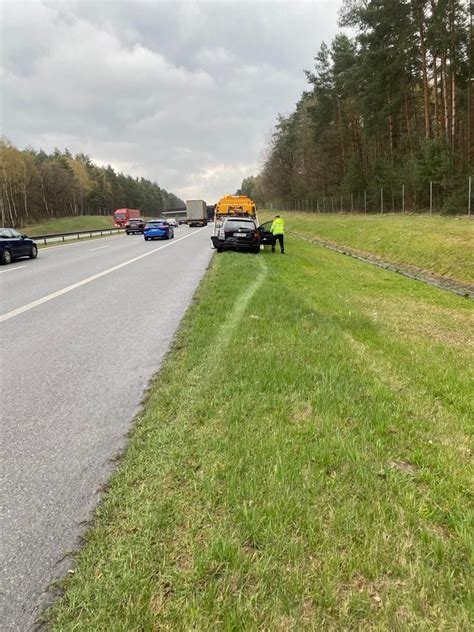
top-left (48, 238), bottom-right (473, 630)
top-left (24, 216), bottom-right (114, 236)
top-left (260, 211), bottom-right (473, 285)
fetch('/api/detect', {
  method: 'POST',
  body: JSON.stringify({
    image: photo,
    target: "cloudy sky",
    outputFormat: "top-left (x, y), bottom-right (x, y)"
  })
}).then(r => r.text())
top-left (1, 0), bottom-right (341, 202)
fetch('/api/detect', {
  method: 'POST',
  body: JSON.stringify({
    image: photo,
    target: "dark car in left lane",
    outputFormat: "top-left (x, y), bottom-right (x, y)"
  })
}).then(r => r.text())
top-left (0, 228), bottom-right (38, 265)
top-left (125, 218), bottom-right (146, 234)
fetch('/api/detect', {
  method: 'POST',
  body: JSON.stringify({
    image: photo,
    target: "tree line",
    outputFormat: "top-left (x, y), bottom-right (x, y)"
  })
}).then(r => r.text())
top-left (243, 0), bottom-right (472, 213)
top-left (0, 139), bottom-right (184, 227)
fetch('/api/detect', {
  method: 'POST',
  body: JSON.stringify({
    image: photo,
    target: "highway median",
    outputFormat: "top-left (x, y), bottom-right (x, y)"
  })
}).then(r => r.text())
top-left (48, 231), bottom-right (473, 629)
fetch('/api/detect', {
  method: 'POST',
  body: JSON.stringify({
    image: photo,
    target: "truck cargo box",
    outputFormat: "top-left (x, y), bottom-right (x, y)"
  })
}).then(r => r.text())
top-left (186, 200), bottom-right (207, 227)
top-left (113, 208), bottom-right (141, 227)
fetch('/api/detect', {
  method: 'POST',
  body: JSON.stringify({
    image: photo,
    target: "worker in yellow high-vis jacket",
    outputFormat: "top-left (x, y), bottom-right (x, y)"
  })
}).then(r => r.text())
top-left (270, 215), bottom-right (285, 254)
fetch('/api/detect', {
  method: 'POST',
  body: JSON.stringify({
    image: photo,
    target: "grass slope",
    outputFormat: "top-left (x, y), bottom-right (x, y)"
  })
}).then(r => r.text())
top-left (259, 212), bottom-right (474, 284)
top-left (49, 239), bottom-right (473, 630)
top-left (24, 216), bottom-right (114, 236)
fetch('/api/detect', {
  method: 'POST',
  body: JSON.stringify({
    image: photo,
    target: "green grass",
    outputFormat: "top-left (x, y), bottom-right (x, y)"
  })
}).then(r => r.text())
top-left (48, 239), bottom-right (473, 630)
top-left (24, 215), bottom-right (114, 236)
top-left (259, 212), bottom-right (474, 284)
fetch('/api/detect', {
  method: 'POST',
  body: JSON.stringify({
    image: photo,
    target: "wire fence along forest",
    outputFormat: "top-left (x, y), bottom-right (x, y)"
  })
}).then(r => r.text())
top-left (266, 176), bottom-right (473, 216)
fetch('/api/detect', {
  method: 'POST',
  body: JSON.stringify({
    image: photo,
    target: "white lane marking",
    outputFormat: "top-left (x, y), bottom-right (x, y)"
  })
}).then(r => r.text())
top-left (0, 265), bottom-right (27, 275)
top-left (88, 245), bottom-right (110, 252)
top-left (0, 227), bottom-right (209, 323)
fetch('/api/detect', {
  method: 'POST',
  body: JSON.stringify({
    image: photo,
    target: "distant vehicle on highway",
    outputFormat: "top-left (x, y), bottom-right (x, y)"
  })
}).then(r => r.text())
top-left (0, 228), bottom-right (38, 264)
top-left (211, 217), bottom-right (260, 254)
top-left (186, 200), bottom-right (208, 227)
top-left (144, 220), bottom-right (174, 241)
top-left (207, 205), bottom-right (215, 222)
top-left (125, 218), bottom-right (145, 234)
top-left (178, 217), bottom-right (187, 225)
top-left (166, 218), bottom-right (178, 227)
top-left (114, 208), bottom-right (141, 227)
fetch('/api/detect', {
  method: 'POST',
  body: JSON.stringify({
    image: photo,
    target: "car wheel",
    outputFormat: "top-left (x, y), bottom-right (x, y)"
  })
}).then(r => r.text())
top-left (216, 247), bottom-right (223, 253)
top-left (29, 244), bottom-right (38, 259)
top-left (145, 237), bottom-right (149, 241)
top-left (2, 248), bottom-right (12, 265)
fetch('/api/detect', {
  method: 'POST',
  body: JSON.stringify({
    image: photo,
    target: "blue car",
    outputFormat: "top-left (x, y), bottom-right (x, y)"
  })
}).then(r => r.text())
top-left (0, 227), bottom-right (38, 265)
top-left (144, 220), bottom-right (174, 241)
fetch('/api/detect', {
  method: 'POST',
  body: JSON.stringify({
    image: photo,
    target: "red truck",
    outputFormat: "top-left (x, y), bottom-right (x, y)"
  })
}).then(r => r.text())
top-left (113, 208), bottom-right (141, 227)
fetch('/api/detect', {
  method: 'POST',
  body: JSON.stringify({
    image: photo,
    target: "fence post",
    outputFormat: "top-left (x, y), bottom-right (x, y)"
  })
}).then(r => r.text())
top-left (430, 181), bottom-right (433, 215)
top-left (402, 184), bottom-right (405, 213)
top-left (364, 190), bottom-right (367, 213)
top-left (468, 176), bottom-right (471, 218)
top-left (380, 188), bottom-right (384, 214)
top-left (317, 198), bottom-right (320, 212)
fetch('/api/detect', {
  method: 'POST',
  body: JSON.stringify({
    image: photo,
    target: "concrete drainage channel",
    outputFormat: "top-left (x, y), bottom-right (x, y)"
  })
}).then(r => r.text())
top-left (290, 232), bottom-right (474, 300)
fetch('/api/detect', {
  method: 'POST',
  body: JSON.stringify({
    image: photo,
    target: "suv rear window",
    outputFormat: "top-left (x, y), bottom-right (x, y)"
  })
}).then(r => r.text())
top-left (224, 220), bottom-right (255, 230)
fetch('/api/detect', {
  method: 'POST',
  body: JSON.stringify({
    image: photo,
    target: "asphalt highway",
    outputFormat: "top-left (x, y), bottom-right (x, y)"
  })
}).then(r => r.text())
top-left (0, 226), bottom-right (213, 629)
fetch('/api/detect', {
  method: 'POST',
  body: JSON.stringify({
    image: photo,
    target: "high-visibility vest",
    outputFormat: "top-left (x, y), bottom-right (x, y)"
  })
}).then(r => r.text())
top-left (270, 218), bottom-right (285, 235)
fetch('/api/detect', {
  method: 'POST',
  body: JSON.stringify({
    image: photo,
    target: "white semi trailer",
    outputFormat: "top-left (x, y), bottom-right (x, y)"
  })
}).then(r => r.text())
top-left (186, 200), bottom-right (207, 227)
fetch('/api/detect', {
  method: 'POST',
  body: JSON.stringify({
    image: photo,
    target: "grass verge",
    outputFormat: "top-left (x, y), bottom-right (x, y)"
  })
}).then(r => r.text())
top-left (259, 211), bottom-right (474, 284)
top-left (48, 237), bottom-right (473, 630)
top-left (24, 215), bottom-right (114, 236)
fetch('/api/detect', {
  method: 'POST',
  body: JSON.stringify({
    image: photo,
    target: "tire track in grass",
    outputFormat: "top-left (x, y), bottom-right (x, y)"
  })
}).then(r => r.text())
top-left (207, 257), bottom-right (268, 359)
top-left (183, 257), bottom-right (268, 396)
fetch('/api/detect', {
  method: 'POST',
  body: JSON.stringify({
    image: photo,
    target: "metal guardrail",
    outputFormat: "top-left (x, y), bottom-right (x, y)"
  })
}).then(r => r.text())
top-left (31, 227), bottom-right (125, 245)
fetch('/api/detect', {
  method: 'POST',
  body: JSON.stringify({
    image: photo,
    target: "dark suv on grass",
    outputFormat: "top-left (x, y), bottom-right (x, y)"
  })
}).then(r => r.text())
top-left (211, 217), bottom-right (261, 254)
top-left (125, 218), bottom-right (145, 234)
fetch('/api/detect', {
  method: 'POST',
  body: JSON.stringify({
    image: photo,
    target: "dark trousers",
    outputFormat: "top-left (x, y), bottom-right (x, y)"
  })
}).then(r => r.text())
top-left (272, 234), bottom-right (284, 253)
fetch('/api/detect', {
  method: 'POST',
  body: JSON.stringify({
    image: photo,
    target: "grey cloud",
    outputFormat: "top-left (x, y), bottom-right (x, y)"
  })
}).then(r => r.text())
top-left (1, 1), bottom-right (339, 202)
